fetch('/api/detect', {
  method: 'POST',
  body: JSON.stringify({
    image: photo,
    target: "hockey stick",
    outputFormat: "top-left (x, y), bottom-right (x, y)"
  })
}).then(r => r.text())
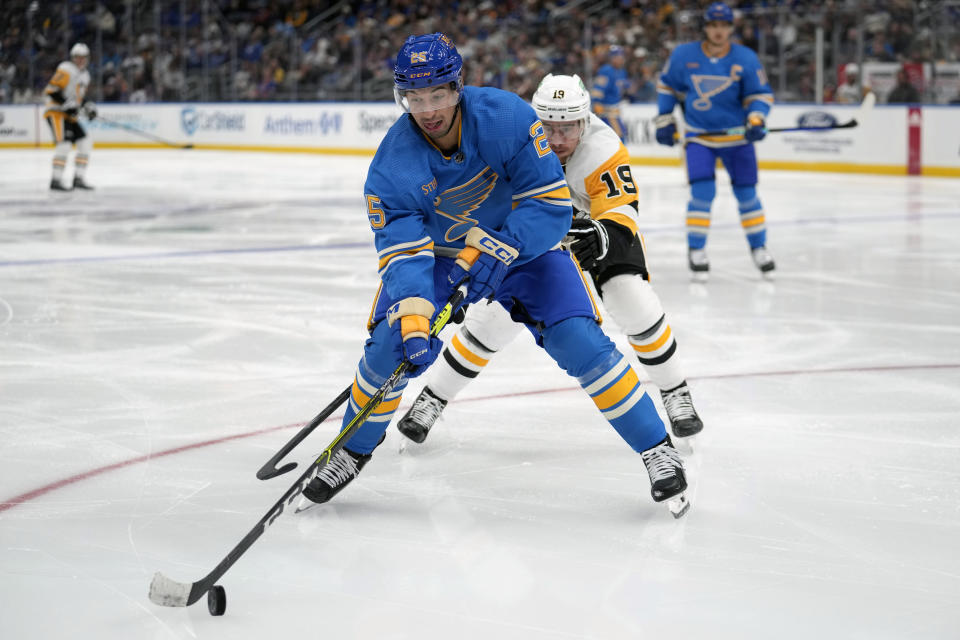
top-left (255, 385), bottom-right (351, 480)
top-left (148, 283), bottom-right (467, 610)
top-left (689, 120), bottom-right (858, 136)
top-left (688, 92), bottom-right (877, 137)
top-left (97, 115), bottom-right (195, 149)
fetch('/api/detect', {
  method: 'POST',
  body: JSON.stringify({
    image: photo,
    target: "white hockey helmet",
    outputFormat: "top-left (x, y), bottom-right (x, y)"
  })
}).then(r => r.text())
top-left (70, 42), bottom-right (90, 59)
top-left (532, 74), bottom-right (591, 127)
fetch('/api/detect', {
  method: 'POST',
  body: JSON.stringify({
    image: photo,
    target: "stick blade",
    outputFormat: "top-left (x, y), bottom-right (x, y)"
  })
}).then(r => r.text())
top-left (149, 571), bottom-right (192, 607)
top-left (256, 461), bottom-right (297, 481)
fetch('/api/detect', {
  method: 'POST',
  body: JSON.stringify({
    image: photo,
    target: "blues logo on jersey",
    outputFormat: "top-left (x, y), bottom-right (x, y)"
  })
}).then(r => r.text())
top-left (657, 42), bottom-right (773, 145)
top-left (364, 85), bottom-right (573, 304)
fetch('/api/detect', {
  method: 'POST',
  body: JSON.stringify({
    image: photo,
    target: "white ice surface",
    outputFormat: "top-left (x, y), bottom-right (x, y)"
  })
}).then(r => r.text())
top-left (1, 149), bottom-right (958, 639)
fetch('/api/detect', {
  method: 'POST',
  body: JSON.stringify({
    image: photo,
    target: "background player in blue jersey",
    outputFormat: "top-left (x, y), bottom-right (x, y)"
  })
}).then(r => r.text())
top-left (591, 45), bottom-right (630, 142)
top-left (301, 33), bottom-right (690, 517)
top-left (655, 2), bottom-right (776, 280)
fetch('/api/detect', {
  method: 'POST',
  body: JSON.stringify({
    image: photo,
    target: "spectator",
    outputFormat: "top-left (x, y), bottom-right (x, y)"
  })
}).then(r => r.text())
top-left (1, 0), bottom-right (958, 105)
top-left (886, 67), bottom-right (921, 103)
top-left (157, 52), bottom-right (184, 101)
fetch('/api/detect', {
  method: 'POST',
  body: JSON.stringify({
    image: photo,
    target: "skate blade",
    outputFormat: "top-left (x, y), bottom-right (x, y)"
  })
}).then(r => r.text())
top-left (667, 494), bottom-right (691, 519)
top-left (294, 496), bottom-right (320, 515)
top-left (674, 436), bottom-right (695, 455)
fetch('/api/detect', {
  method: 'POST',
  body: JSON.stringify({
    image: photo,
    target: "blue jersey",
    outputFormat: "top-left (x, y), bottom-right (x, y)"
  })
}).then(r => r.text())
top-left (364, 85), bottom-right (573, 307)
top-left (591, 63), bottom-right (629, 110)
top-left (657, 42), bottom-right (774, 147)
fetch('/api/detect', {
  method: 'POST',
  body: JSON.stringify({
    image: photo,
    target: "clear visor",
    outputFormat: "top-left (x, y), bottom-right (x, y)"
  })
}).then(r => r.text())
top-left (543, 120), bottom-right (584, 143)
top-left (395, 86), bottom-right (461, 114)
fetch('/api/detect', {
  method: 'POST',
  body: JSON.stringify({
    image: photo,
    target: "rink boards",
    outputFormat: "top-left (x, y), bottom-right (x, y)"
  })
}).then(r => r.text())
top-left (1, 101), bottom-right (958, 176)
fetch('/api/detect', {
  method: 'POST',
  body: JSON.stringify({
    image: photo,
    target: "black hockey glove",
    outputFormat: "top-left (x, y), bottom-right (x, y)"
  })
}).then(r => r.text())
top-left (63, 100), bottom-right (80, 118)
top-left (565, 217), bottom-right (610, 270)
top-left (82, 100), bottom-right (98, 121)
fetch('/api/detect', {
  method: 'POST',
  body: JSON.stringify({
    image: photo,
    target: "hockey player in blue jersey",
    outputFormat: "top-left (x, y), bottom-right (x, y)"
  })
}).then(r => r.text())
top-left (655, 2), bottom-right (776, 279)
top-left (301, 33), bottom-right (689, 516)
top-left (591, 45), bottom-right (630, 142)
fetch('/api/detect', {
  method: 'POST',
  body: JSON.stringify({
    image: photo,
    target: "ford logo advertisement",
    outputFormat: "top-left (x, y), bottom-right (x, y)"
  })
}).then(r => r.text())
top-left (797, 111), bottom-right (838, 130)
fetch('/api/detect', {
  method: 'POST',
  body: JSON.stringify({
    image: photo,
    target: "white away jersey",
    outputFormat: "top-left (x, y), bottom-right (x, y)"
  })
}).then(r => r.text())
top-left (44, 61), bottom-right (90, 115)
top-left (563, 113), bottom-right (639, 235)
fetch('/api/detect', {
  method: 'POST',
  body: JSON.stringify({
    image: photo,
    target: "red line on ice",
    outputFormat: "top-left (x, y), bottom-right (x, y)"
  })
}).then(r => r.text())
top-left (1, 362), bottom-right (957, 513)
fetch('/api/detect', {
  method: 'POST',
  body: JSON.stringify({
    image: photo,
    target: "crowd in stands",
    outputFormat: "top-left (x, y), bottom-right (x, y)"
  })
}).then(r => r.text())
top-left (1, 0), bottom-right (958, 105)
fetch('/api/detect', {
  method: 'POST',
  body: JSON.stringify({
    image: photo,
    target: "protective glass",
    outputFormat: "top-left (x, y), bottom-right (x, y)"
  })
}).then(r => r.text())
top-left (396, 86), bottom-right (461, 114)
top-left (543, 121), bottom-right (584, 142)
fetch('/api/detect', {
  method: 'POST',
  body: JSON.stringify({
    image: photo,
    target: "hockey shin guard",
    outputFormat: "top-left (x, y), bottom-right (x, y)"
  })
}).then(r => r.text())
top-left (733, 184), bottom-right (767, 249)
top-left (686, 179), bottom-right (715, 249)
top-left (543, 317), bottom-right (666, 452)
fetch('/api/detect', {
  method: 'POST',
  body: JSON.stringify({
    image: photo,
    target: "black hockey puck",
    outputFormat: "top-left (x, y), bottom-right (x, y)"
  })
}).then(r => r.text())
top-left (207, 585), bottom-right (226, 616)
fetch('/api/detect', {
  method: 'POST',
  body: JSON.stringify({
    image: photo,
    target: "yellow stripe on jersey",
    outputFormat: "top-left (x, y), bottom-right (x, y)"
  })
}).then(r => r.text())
top-left (47, 69), bottom-right (71, 91)
top-left (513, 180), bottom-right (570, 200)
top-left (512, 180), bottom-right (572, 208)
top-left (377, 237), bottom-right (434, 274)
top-left (532, 185), bottom-right (573, 202)
top-left (596, 211), bottom-right (637, 233)
top-left (584, 144), bottom-right (639, 235)
top-left (365, 282), bottom-right (383, 332)
top-left (743, 93), bottom-right (775, 108)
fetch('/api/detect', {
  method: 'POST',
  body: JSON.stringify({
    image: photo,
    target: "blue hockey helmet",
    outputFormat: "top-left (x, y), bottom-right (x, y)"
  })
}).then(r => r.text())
top-left (394, 33), bottom-right (464, 113)
top-left (394, 33), bottom-right (463, 91)
top-left (703, 2), bottom-right (734, 24)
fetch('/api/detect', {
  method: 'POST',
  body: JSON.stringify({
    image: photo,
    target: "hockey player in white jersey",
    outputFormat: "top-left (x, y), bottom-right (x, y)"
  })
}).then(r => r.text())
top-left (44, 43), bottom-right (97, 191)
top-left (399, 74), bottom-right (703, 449)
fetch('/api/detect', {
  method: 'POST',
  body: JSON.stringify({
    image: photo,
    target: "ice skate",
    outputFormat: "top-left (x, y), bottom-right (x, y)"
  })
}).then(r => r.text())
top-left (641, 436), bottom-right (690, 518)
top-left (751, 246), bottom-right (775, 276)
top-left (397, 386), bottom-right (447, 444)
top-left (688, 248), bottom-right (709, 282)
top-left (72, 176), bottom-right (95, 190)
top-left (50, 179), bottom-right (71, 191)
top-left (298, 446), bottom-right (374, 509)
top-left (660, 382), bottom-right (703, 439)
